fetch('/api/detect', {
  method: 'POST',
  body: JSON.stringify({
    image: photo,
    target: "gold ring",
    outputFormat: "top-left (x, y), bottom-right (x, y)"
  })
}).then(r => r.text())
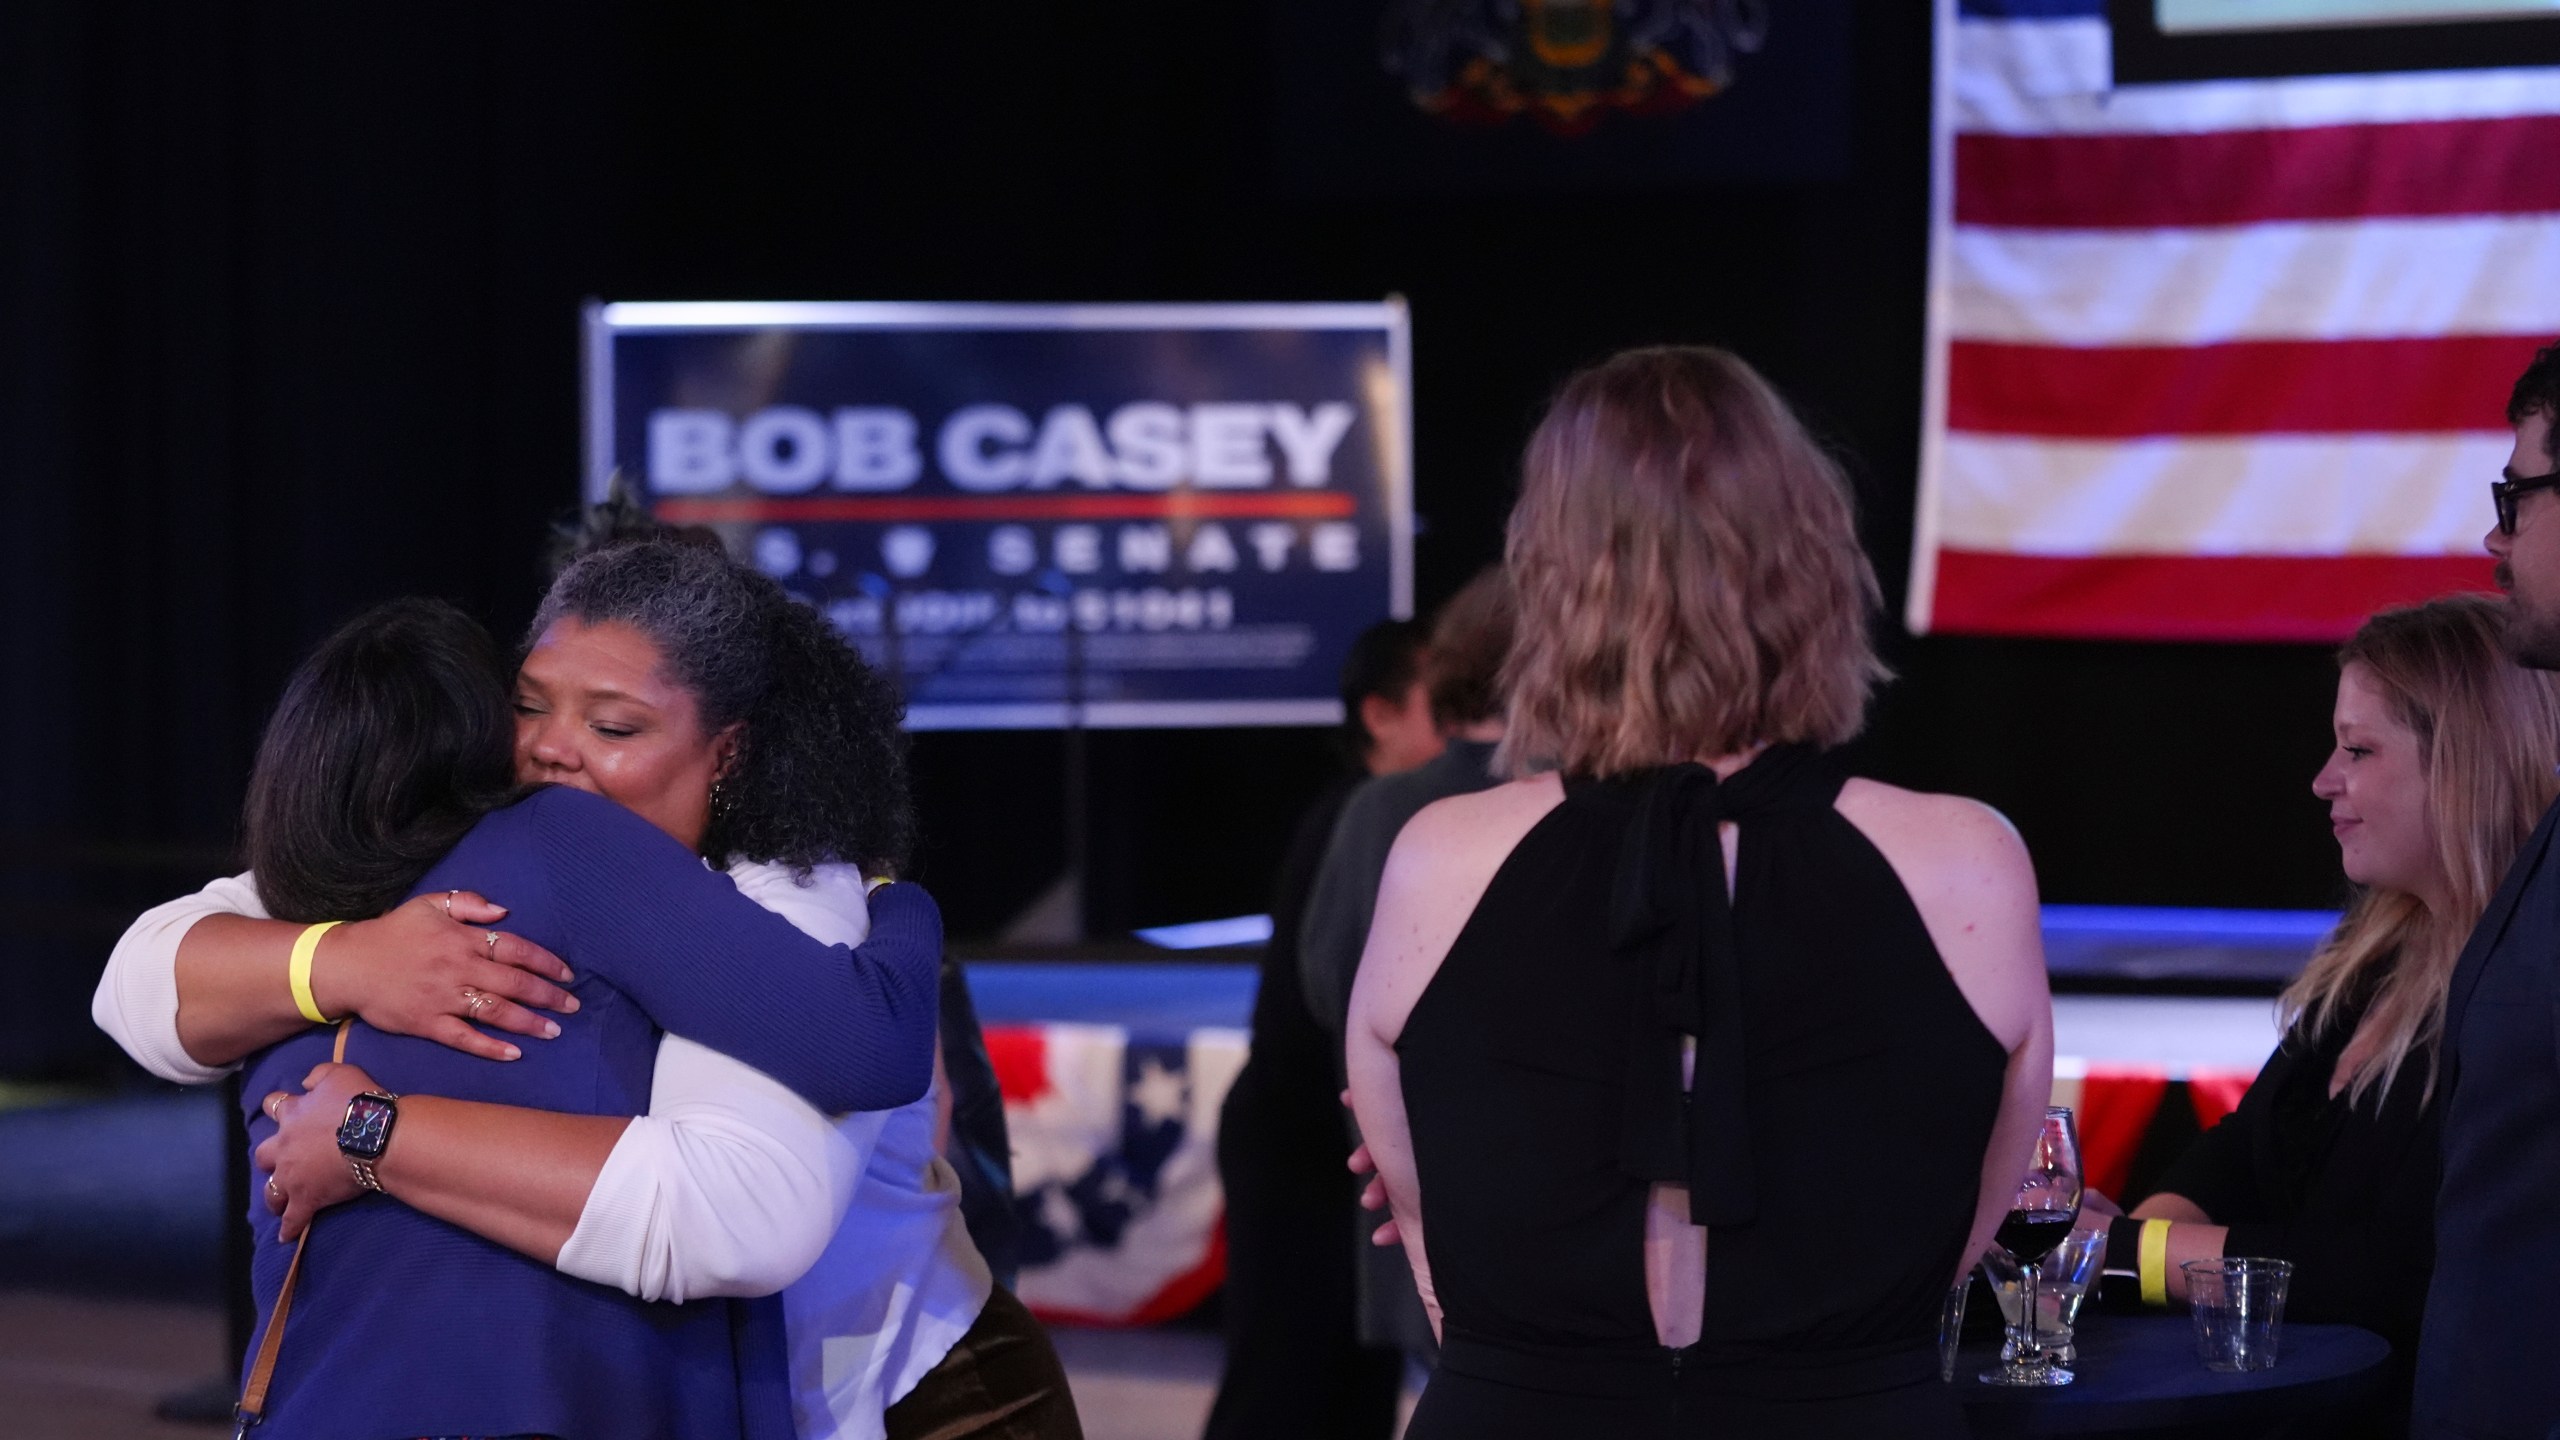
top-left (485, 929), bottom-right (500, 958)
top-left (264, 1094), bottom-right (283, 1121)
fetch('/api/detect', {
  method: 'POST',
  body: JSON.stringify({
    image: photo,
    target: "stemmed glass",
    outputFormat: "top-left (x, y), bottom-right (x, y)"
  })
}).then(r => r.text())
top-left (1979, 1106), bottom-right (2084, 1387)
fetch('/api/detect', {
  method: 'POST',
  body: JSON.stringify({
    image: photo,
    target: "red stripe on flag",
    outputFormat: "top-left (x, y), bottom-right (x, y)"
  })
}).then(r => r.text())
top-left (983, 1024), bottom-right (1054, 1105)
top-left (2074, 1067), bottom-right (2169, 1204)
top-left (1929, 550), bottom-right (2498, 641)
top-left (1956, 115), bottom-right (2560, 229)
top-left (1948, 335), bottom-right (2540, 437)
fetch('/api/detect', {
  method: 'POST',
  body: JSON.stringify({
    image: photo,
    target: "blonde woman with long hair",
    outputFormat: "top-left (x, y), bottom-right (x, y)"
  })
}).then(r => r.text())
top-left (1344, 348), bottom-right (2053, 1439)
top-left (2128, 594), bottom-right (2560, 1424)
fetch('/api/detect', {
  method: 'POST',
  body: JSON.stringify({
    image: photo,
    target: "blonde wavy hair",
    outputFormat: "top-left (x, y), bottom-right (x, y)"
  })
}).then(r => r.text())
top-left (1496, 346), bottom-right (1888, 778)
top-left (2287, 594), bottom-right (2560, 1106)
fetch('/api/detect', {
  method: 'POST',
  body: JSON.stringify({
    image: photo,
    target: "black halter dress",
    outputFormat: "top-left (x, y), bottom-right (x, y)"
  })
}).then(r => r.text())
top-left (1395, 746), bottom-right (2009, 1439)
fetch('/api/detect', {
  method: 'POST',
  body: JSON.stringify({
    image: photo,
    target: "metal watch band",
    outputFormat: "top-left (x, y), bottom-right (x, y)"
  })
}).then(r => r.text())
top-left (348, 1156), bottom-right (383, 1193)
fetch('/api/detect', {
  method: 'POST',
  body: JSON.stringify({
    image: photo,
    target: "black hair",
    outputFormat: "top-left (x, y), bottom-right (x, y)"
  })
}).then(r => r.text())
top-left (534, 537), bottom-right (917, 875)
top-left (1336, 617), bottom-right (1430, 764)
top-left (2512, 339), bottom-right (2560, 436)
top-left (716, 593), bottom-right (917, 873)
top-left (244, 598), bottom-right (521, 923)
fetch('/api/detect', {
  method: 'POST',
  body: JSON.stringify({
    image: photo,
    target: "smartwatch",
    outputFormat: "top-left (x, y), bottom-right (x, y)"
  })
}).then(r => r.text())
top-left (335, 1090), bottom-right (401, 1193)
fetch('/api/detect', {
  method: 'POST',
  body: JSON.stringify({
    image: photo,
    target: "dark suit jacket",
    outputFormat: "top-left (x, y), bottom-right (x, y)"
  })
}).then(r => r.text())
top-left (2416, 796), bottom-right (2560, 1439)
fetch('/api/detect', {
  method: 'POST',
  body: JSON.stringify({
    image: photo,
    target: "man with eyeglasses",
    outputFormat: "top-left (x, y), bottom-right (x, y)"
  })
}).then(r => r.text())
top-left (2413, 339), bottom-right (2560, 1440)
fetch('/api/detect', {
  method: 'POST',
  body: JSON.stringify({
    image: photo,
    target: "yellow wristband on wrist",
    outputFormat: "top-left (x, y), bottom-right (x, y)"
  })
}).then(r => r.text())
top-left (2138, 1218), bottom-right (2173, 1308)
top-left (864, 876), bottom-right (894, 895)
top-left (289, 921), bottom-right (344, 1025)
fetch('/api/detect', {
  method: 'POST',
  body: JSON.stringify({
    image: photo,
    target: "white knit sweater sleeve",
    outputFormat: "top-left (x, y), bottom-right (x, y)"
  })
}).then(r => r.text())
top-left (552, 861), bottom-right (878, 1302)
top-left (555, 1034), bottom-right (867, 1301)
top-left (91, 871), bottom-right (269, 1086)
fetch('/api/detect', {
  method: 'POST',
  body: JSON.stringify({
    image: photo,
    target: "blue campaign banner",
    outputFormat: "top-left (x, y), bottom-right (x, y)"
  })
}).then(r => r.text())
top-left (584, 302), bottom-right (1414, 730)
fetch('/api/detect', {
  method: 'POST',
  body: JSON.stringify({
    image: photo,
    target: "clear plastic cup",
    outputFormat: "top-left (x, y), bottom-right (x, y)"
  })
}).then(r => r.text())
top-left (2184, 1257), bottom-right (2292, 1372)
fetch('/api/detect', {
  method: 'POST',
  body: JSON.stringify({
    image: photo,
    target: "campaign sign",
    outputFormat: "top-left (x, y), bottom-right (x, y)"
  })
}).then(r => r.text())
top-left (585, 302), bottom-right (1413, 730)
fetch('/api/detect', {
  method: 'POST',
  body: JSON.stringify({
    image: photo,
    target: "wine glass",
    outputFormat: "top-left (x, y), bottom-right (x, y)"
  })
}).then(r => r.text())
top-left (1978, 1106), bottom-right (2084, 1387)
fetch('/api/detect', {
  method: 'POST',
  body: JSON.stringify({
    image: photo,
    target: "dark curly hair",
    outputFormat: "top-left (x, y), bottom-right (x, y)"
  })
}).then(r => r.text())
top-left (2512, 338), bottom-right (2560, 433)
top-left (532, 537), bottom-right (916, 876)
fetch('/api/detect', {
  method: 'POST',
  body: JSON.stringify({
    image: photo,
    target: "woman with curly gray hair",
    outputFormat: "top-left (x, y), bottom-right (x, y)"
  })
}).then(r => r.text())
top-left (97, 538), bottom-right (1078, 1438)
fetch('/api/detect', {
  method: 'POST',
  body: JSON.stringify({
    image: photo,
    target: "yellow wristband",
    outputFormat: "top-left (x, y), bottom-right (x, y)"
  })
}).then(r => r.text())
top-left (864, 876), bottom-right (894, 895)
top-left (2138, 1218), bottom-right (2173, 1308)
top-left (289, 921), bottom-right (344, 1025)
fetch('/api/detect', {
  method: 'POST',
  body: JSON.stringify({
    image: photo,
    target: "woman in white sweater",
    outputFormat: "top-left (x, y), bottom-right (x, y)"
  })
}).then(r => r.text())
top-left (94, 539), bottom-right (1079, 1439)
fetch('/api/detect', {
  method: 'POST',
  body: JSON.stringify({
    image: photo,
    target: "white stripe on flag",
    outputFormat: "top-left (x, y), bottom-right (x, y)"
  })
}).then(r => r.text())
top-left (1949, 214), bottom-right (2560, 346)
top-left (1954, 19), bottom-right (2111, 115)
top-left (1937, 432), bottom-right (2508, 556)
top-left (1954, 18), bottom-right (2112, 110)
top-left (1956, 28), bottom-right (2560, 136)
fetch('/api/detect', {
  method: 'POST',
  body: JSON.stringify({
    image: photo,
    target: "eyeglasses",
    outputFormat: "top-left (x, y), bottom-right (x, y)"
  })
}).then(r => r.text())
top-left (2494, 466), bottom-right (2560, 536)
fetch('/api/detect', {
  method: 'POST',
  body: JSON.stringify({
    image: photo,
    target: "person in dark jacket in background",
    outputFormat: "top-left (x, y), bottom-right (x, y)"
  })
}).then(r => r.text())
top-left (1202, 618), bottom-right (1439, 1440)
top-left (1297, 565), bottom-right (1516, 1367)
top-left (1300, 568), bottom-right (1515, 1043)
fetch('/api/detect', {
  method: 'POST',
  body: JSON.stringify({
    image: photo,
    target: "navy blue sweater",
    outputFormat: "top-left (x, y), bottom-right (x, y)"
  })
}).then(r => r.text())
top-left (234, 785), bottom-right (942, 1440)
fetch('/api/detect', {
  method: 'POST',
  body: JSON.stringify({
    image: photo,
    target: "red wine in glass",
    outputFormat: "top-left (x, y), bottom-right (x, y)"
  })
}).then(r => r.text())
top-left (1996, 1208), bottom-right (2077, 1266)
top-left (1980, 1107), bottom-right (2085, 1388)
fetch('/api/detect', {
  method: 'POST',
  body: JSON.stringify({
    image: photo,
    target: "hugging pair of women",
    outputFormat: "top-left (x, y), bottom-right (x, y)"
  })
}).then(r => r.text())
top-left (93, 533), bottom-right (1082, 1439)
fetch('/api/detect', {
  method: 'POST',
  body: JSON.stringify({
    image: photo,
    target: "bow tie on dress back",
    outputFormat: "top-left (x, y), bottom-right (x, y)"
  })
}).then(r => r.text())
top-left (1601, 748), bottom-right (1817, 1228)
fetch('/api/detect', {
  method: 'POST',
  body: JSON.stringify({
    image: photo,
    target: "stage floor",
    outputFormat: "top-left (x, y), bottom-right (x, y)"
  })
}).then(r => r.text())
top-left (0, 1289), bottom-right (1300, 1440)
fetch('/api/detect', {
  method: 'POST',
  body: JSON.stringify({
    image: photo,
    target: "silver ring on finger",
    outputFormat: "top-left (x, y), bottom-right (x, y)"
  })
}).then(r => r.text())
top-left (462, 986), bottom-right (493, 1019)
top-left (443, 889), bottom-right (458, 916)
top-left (266, 1177), bottom-right (283, 1203)
top-left (485, 929), bottom-right (499, 958)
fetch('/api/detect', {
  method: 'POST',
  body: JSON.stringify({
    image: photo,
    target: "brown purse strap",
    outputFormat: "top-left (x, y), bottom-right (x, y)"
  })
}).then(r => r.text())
top-left (233, 1019), bottom-right (352, 1438)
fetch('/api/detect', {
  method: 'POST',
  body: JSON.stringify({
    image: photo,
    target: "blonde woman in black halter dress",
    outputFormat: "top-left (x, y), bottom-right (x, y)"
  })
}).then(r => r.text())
top-left (1344, 347), bottom-right (2056, 1439)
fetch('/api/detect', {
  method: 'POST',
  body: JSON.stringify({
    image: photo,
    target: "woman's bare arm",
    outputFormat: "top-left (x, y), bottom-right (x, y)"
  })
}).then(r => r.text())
top-left (99, 876), bottom-right (580, 1077)
top-left (2128, 1193), bottom-right (2228, 1302)
top-left (1345, 778), bottom-right (1564, 1343)
top-left (151, 888), bottom-right (577, 1070)
top-left (257, 1060), bottom-right (624, 1259)
top-left (1840, 784), bottom-right (2056, 1287)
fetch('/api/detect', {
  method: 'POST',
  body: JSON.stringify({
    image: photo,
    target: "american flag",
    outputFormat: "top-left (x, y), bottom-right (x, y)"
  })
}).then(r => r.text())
top-left (1908, 0), bottom-right (2560, 641)
top-left (991, 1020), bottom-right (1243, 1325)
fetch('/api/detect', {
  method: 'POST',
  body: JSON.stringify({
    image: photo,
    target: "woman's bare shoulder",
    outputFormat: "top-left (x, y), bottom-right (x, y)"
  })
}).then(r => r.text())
top-left (1399, 773), bottom-right (1567, 857)
top-left (1354, 774), bottom-right (1566, 1037)
top-left (1834, 777), bottom-right (2045, 1050)
top-left (1834, 778), bottom-right (2032, 886)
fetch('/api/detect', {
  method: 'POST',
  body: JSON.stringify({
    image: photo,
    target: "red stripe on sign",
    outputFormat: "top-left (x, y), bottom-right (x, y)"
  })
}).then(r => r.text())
top-left (653, 493), bottom-right (1359, 525)
top-left (1956, 115), bottom-right (2560, 229)
top-left (1929, 550), bottom-right (2498, 642)
top-left (1948, 335), bottom-right (2541, 437)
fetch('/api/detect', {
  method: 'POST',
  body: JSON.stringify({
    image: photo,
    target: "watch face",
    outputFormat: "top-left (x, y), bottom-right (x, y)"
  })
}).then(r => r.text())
top-left (336, 1092), bottom-right (397, 1161)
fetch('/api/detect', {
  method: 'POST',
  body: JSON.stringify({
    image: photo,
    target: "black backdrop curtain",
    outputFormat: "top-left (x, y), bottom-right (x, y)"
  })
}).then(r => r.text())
top-left (1, 1), bottom-right (2345, 1079)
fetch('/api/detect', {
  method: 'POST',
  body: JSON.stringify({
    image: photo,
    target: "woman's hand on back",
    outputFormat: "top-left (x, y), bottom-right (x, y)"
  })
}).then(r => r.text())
top-left (256, 1061), bottom-right (380, 1240)
top-left (311, 891), bottom-right (579, 1062)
